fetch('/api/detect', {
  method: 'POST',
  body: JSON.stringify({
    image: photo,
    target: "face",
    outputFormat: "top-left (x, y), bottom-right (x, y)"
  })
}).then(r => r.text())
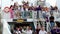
top-left (27, 26), bottom-right (30, 30)
top-left (4, 8), bottom-right (9, 13)
top-left (11, 7), bottom-right (13, 9)
top-left (16, 27), bottom-right (20, 31)
top-left (41, 27), bottom-right (45, 30)
top-left (14, 2), bottom-right (18, 6)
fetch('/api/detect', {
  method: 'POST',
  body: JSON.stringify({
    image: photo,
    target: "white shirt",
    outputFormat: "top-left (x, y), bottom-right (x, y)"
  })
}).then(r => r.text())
top-left (42, 11), bottom-right (46, 14)
top-left (15, 31), bottom-right (21, 34)
top-left (22, 29), bottom-right (32, 34)
top-left (26, 30), bottom-right (32, 34)
top-left (39, 30), bottom-right (47, 34)
top-left (26, 8), bottom-right (28, 11)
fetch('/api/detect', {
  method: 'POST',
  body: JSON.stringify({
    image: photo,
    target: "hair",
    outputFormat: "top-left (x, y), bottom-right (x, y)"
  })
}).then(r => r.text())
top-left (56, 21), bottom-right (60, 27)
top-left (10, 5), bottom-right (13, 8)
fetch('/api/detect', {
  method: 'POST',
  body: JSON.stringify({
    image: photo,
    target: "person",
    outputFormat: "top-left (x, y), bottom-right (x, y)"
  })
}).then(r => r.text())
top-left (56, 22), bottom-right (60, 34)
top-left (15, 10), bottom-right (20, 19)
top-left (53, 6), bottom-right (59, 21)
top-left (2, 7), bottom-right (11, 19)
top-left (26, 26), bottom-right (33, 34)
top-left (39, 26), bottom-right (47, 34)
top-left (36, 5), bottom-right (41, 18)
top-left (36, 24), bottom-right (40, 34)
top-left (49, 14), bottom-right (55, 29)
top-left (14, 27), bottom-right (21, 34)
top-left (51, 23), bottom-right (60, 34)
top-left (42, 8), bottom-right (46, 19)
top-left (13, 2), bottom-right (19, 10)
top-left (51, 25), bottom-right (57, 34)
top-left (22, 26), bottom-right (33, 34)
top-left (9, 5), bottom-right (14, 19)
top-left (50, 6), bottom-right (54, 15)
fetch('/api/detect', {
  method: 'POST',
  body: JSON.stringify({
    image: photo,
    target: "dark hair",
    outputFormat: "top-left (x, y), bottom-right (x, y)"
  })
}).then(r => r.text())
top-left (54, 6), bottom-right (58, 10)
top-left (14, 3), bottom-right (16, 6)
top-left (56, 21), bottom-right (60, 27)
top-left (10, 5), bottom-right (13, 8)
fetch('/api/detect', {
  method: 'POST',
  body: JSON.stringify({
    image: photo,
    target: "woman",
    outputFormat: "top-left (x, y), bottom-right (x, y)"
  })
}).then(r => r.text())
top-left (9, 5), bottom-right (14, 19)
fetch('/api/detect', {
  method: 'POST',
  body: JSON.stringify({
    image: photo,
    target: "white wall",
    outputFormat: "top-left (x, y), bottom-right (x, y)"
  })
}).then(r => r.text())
top-left (1, 0), bottom-right (37, 10)
top-left (57, 0), bottom-right (60, 9)
top-left (46, 0), bottom-right (56, 7)
top-left (2, 0), bottom-right (11, 10)
top-left (2, 0), bottom-right (60, 10)
top-left (0, 0), bottom-right (1, 6)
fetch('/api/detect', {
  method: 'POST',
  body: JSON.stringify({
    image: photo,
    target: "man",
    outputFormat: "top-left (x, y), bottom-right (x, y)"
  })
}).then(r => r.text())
top-left (22, 26), bottom-right (33, 34)
top-left (39, 26), bottom-right (47, 34)
top-left (49, 14), bottom-right (55, 29)
top-left (14, 27), bottom-right (21, 34)
top-left (36, 24), bottom-right (40, 34)
top-left (51, 24), bottom-right (60, 34)
top-left (51, 26), bottom-right (57, 34)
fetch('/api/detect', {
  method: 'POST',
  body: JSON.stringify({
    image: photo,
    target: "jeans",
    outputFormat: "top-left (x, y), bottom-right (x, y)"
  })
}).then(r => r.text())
top-left (50, 22), bottom-right (55, 29)
top-left (37, 11), bottom-right (39, 18)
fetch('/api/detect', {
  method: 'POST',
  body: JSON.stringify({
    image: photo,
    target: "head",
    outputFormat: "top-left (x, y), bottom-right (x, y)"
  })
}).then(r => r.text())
top-left (51, 14), bottom-right (53, 16)
top-left (16, 27), bottom-right (20, 31)
top-left (4, 7), bottom-right (9, 13)
top-left (27, 26), bottom-right (31, 30)
top-left (54, 6), bottom-right (58, 10)
top-left (23, 26), bottom-right (26, 30)
top-left (37, 24), bottom-right (39, 29)
top-left (39, 5), bottom-right (41, 7)
top-left (29, 26), bottom-right (32, 30)
top-left (50, 6), bottom-right (53, 8)
top-left (14, 2), bottom-right (18, 6)
top-left (10, 5), bottom-right (13, 9)
top-left (14, 33), bottom-right (17, 34)
top-left (41, 26), bottom-right (45, 31)
top-left (19, 5), bottom-right (22, 8)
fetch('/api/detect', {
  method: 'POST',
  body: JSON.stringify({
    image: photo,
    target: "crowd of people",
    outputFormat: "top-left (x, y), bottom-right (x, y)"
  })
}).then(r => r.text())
top-left (1, 1), bottom-right (59, 19)
top-left (11, 25), bottom-right (48, 34)
top-left (11, 26), bottom-right (33, 34)
top-left (1, 1), bottom-right (60, 34)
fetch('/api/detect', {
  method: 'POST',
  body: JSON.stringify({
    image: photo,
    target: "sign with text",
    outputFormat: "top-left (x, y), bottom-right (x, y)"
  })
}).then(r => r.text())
top-left (17, 19), bottom-right (24, 23)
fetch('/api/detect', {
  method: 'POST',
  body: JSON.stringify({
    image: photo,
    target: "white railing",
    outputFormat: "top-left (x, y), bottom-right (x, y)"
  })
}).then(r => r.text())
top-left (1, 19), bottom-right (12, 34)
